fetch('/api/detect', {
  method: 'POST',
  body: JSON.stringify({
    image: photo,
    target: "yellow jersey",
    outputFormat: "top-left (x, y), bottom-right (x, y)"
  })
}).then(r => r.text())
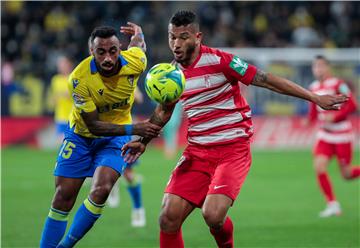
top-left (51, 74), bottom-right (73, 122)
top-left (68, 47), bottom-right (147, 138)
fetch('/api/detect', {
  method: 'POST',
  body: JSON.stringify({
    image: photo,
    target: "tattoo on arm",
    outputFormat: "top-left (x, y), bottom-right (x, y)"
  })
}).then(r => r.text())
top-left (128, 33), bottom-right (146, 51)
top-left (141, 103), bottom-right (175, 145)
top-left (252, 69), bottom-right (268, 87)
top-left (149, 112), bottom-right (164, 126)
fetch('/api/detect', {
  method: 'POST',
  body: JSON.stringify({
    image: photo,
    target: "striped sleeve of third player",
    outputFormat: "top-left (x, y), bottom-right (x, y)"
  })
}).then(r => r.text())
top-left (179, 46), bottom-right (257, 146)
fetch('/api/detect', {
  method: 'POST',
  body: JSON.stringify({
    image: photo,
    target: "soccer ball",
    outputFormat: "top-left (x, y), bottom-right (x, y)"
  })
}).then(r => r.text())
top-left (144, 63), bottom-right (185, 104)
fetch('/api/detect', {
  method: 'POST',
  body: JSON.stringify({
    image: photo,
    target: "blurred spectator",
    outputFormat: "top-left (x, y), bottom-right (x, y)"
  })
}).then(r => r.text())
top-left (1, 1), bottom-right (359, 117)
top-left (47, 55), bottom-right (74, 142)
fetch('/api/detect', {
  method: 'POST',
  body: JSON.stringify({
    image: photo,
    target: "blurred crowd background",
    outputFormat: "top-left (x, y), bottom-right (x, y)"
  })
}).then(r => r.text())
top-left (1, 1), bottom-right (359, 117)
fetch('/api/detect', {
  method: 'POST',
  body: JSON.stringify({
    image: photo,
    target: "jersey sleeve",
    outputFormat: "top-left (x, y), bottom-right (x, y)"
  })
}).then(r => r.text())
top-left (332, 82), bottom-right (357, 122)
top-left (68, 75), bottom-right (96, 113)
top-left (123, 47), bottom-right (147, 74)
top-left (221, 52), bottom-right (257, 85)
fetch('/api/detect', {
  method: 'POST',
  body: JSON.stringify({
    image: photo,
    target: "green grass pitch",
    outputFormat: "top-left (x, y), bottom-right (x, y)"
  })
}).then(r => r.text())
top-left (2, 146), bottom-right (359, 247)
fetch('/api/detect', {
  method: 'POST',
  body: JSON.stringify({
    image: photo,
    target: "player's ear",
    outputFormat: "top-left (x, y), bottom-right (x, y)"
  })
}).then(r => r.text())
top-left (196, 32), bottom-right (202, 45)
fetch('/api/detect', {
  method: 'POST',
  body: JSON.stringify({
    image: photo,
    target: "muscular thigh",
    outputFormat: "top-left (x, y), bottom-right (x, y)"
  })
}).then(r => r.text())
top-left (161, 193), bottom-right (195, 222)
top-left (165, 146), bottom-right (215, 207)
top-left (165, 161), bottom-right (212, 207)
top-left (208, 142), bottom-right (252, 203)
top-left (335, 142), bottom-right (352, 167)
top-left (314, 140), bottom-right (335, 159)
top-left (54, 131), bottom-right (93, 178)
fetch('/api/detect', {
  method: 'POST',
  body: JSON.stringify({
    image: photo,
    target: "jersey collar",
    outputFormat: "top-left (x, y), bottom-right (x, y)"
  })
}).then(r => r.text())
top-left (90, 55), bottom-right (128, 74)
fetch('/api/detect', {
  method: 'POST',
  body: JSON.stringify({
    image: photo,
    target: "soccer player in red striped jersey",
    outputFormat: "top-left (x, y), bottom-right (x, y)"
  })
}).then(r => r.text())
top-left (122, 11), bottom-right (348, 248)
top-left (307, 55), bottom-right (359, 217)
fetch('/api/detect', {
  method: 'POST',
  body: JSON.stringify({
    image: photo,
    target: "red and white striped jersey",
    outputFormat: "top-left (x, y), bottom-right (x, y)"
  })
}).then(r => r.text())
top-left (175, 45), bottom-right (257, 146)
top-left (308, 77), bottom-right (357, 144)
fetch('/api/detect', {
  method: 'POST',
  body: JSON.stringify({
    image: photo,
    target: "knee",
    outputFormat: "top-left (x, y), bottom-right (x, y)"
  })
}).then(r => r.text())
top-left (52, 186), bottom-right (76, 211)
top-left (159, 209), bottom-right (182, 233)
top-left (202, 207), bottom-right (226, 230)
top-left (90, 184), bottom-right (113, 204)
top-left (341, 169), bottom-right (352, 180)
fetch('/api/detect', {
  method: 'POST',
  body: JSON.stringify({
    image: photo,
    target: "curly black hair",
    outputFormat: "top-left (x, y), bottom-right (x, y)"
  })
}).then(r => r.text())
top-left (170, 10), bottom-right (198, 27)
top-left (90, 26), bottom-right (118, 43)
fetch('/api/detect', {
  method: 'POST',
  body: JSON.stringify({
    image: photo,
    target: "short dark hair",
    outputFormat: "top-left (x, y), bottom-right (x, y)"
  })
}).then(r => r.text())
top-left (314, 55), bottom-right (330, 64)
top-left (90, 26), bottom-right (118, 44)
top-left (170, 10), bottom-right (198, 27)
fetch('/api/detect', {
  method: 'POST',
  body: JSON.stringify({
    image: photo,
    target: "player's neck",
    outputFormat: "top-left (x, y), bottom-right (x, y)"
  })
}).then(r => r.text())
top-left (181, 45), bottom-right (201, 67)
top-left (319, 74), bottom-right (332, 83)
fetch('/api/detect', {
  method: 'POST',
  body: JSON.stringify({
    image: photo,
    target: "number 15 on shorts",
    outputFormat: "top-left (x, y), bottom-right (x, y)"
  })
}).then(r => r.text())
top-left (59, 140), bottom-right (76, 159)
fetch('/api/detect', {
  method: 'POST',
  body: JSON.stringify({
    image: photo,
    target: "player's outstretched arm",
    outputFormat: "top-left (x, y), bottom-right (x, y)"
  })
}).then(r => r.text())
top-left (121, 102), bottom-right (176, 162)
top-left (120, 22), bottom-right (146, 52)
top-left (80, 110), bottom-right (161, 138)
top-left (251, 69), bottom-right (349, 110)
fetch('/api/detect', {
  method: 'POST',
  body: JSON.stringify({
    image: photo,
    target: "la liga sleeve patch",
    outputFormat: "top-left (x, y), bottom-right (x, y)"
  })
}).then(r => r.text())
top-left (229, 56), bottom-right (249, 76)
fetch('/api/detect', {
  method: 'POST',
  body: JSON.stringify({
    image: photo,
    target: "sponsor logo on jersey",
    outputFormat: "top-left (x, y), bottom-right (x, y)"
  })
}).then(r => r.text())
top-left (229, 56), bottom-right (248, 76)
top-left (97, 98), bottom-right (129, 113)
top-left (72, 79), bottom-right (79, 89)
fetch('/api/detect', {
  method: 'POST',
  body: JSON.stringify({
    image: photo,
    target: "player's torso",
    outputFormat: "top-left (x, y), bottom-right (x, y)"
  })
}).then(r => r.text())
top-left (175, 46), bottom-right (253, 146)
top-left (85, 72), bottom-right (136, 115)
top-left (310, 77), bottom-right (353, 143)
top-left (70, 56), bottom-right (140, 137)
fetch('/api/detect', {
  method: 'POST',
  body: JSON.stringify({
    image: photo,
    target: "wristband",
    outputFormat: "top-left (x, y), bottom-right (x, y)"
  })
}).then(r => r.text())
top-left (124, 125), bottom-right (133, 136)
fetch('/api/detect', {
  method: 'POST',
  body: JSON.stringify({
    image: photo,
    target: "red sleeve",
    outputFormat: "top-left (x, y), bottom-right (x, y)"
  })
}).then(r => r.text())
top-left (221, 52), bottom-right (257, 85)
top-left (333, 94), bottom-right (357, 122)
top-left (308, 102), bottom-right (318, 123)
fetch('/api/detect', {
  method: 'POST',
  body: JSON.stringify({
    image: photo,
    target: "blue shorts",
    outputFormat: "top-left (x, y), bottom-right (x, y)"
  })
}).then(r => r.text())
top-left (54, 127), bottom-right (131, 178)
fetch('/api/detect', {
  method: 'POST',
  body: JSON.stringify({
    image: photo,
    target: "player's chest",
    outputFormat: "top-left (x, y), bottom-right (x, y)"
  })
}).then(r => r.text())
top-left (89, 75), bottom-right (137, 105)
top-left (182, 69), bottom-right (227, 93)
top-left (313, 86), bottom-right (337, 96)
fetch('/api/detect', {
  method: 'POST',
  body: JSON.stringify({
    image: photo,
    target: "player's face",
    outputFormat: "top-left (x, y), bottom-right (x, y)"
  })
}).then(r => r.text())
top-left (168, 24), bottom-right (202, 65)
top-left (312, 59), bottom-right (330, 81)
top-left (91, 36), bottom-right (120, 76)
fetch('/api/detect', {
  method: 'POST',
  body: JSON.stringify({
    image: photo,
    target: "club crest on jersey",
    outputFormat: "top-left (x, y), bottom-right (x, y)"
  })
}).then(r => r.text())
top-left (98, 89), bottom-right (104, 95)
top-left (127, 75), bottom-right (135, 86)
top-left (204, 75), bottom-right (211, 88)
top-left (72, 79), bottom-right (79, 89)
top-left (230, 56), bottom-right (248, 76)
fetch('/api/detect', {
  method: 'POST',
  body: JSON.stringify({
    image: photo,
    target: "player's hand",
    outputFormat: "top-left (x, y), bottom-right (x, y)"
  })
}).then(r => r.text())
top-left (133, 121), bottom-right (161, 139)
top-left (313, 94), bottom-right (348, 110)
top-left (121, 140), bottom-right (146, 163)
top-left (120, 22), bottom-right (143, 37)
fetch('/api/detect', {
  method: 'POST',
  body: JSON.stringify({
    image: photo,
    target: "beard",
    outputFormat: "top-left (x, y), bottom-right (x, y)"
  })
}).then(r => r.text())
top-left (96, 60), bottom-right (119, 77)
top-left (175, 43), bottom-right (196, 65)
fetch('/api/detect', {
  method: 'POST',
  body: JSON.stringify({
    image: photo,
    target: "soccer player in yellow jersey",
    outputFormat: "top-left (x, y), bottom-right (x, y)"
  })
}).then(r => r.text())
top-left (50, 55), bottom-right (73, 141)
top-left (40, 23), bottom-right (161, 248)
